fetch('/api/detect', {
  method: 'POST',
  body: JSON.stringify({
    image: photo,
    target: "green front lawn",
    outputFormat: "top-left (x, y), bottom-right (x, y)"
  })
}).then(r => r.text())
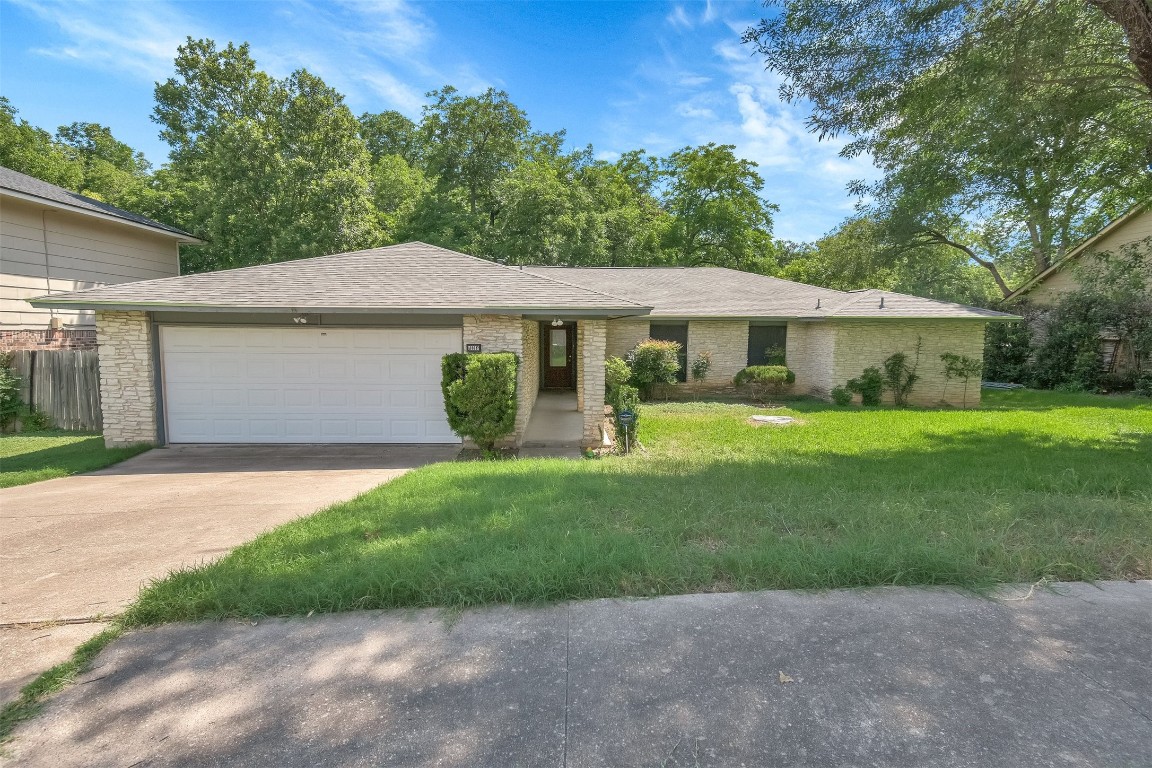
top-left (0, 433), bottom-right (150, 488)
top-left (124, 389), bottom-right (1152, 626)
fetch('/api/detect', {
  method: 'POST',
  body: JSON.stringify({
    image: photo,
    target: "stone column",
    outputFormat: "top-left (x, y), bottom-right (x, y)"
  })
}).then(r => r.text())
top-left (578, 319), bottom-right (607, 447)
top-left (95, 310), bottom-right (157, 447)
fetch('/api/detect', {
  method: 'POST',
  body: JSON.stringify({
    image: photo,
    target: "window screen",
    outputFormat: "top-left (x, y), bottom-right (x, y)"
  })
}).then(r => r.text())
top-left (649, 323), bottom-right (689, 383)
top-left (748, 325), bottom-right (787, 366)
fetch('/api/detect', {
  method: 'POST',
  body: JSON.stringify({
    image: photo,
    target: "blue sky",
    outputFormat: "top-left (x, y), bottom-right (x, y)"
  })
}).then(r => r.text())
top-left (0, 0), bottom-right (876, 242)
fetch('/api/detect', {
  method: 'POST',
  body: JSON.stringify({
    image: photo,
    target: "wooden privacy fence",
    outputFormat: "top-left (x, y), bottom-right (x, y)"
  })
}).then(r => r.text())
top-left (9, 349), bottom-right (101, 431)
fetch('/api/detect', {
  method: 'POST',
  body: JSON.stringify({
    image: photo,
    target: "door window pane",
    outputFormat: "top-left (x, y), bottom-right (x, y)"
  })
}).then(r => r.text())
top-left (550, 328), bottom-right (567, 367)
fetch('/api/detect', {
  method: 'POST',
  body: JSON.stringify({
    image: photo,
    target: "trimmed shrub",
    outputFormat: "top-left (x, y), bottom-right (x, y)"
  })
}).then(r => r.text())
top-left (627, 339), bottom-right (682, 399)
top-left (847, 367), bottom-right (884, 406)
top-left (734, 365), bottom-right (795, 403)
top-left (441, 352), bottom-right (519, 451)
top-left (604, 356), bottom-right (632, 392)
top-left (607, 383), bottom-right (641, 450)
top-left (830, 385), bottom-right (853, 406)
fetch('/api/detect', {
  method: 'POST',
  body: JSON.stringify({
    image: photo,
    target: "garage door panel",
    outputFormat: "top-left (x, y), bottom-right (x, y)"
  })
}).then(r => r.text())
top-left (162, 326), bottom-right (462, 444)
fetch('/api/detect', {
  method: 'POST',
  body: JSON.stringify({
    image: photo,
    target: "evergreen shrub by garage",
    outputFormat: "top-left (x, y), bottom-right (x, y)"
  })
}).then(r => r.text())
top-left (441, 352), bottom-right (519, 451)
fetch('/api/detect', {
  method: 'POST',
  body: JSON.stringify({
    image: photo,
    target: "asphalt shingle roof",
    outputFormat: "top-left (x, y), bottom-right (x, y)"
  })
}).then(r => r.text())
top-left (0, 166), bottom-right (196, 240)
top-left (524, 267), bottom-right (1015, 320)
top-left (31, 243), bottom-right (650, 313)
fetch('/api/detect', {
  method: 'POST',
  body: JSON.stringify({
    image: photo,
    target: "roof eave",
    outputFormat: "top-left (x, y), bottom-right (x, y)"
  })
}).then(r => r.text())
top-left (1, 187), bottom-right (203, 243)
top-left (28, 298), bottom-right (653, 317)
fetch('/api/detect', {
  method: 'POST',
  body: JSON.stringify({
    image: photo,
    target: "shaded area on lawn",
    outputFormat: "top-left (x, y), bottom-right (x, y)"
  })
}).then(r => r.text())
top-left (0, 433), bottom-right (150, 489)
top-left (123, 398), bottom-right (1152, 625)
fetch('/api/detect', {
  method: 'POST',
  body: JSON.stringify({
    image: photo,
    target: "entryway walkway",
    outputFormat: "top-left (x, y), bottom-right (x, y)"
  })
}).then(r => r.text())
top-left (520, 391), bottom-right (584, 458)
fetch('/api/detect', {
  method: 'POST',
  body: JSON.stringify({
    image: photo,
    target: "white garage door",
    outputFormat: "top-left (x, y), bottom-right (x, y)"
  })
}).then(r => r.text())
top-left (160, 325), bottom-right (462, 444)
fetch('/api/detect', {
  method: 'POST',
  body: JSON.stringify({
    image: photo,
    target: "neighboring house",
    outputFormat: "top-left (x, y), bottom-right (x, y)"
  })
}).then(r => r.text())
top-left (1004, 201), bottom-right (1152, 372)
top-left (0, 166), bottom-right (199, 351)
top-left (31, 242), bottom-right (1016, 448)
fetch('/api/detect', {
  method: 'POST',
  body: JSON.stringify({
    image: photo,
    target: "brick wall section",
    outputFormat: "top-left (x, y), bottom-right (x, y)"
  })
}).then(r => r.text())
top-left (95, 310), bottom-right (157, 446)
top-left (519, 319), bottom-right (540, 438)
top-left (831, 320), bottom-right (988, 407)
top-left (0, 329), bottom-right (97, 352)
top-left (682, 319), bottom-right (749, 393)
top-left (462, 313), bottom-right (535, 446)
top-left (579, 319), bottom-right (607, 446)
top-left (787, 321), bottom-right (837, 397)
top-left (606, 317), bottom-right (650, 359)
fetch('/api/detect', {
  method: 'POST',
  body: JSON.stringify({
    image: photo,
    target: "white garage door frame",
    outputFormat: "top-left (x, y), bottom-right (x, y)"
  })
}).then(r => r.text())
top-left (158, 324), bottom-right (463, 444)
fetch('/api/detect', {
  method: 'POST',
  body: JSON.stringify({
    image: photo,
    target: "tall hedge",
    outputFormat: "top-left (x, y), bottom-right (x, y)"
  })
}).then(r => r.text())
top-left (441, 352), bottom-right (519, 451)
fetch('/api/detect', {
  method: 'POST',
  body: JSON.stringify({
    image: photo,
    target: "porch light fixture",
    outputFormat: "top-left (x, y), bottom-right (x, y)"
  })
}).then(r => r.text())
top-left (551, 317), bottom-right (564, 327)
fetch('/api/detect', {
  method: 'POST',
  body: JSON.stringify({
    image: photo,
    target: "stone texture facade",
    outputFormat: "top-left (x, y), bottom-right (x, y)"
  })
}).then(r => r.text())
top-left (0, 328), bottom-right (97, 352)
top-left (787, 321), bottom-right (836, 398)
top-left (578, 319), bottom-right (607, 446)
top-left (95, 310), bottom-right (156, 446)
top-left (462, 313), bottom-right (536, 446)
top-left (682, 319), bottom-right (749, 393)
top-left (830, 320), bottom-right (988, 407)
top-left (606, 317), bottom-right (650, 360)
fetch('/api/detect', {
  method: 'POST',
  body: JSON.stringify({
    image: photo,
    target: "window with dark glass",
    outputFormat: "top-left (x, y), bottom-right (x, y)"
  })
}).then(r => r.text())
top-left (649, 322), bottom-right (689, 383)
top-left (747, 324), bottom-right (787, 366)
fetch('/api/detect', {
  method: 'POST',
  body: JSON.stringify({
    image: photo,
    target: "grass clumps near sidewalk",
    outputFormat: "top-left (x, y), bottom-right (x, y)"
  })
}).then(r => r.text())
top-left (122, 389), bottom-right (1152, 625)
top-left (0, 624), bottom-right (124, 746)
top-left (0, 433), bottom-right (150, 488)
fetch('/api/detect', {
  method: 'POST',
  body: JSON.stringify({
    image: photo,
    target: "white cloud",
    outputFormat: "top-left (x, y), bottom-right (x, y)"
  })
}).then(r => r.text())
top-left (11, 0), bottom-right (201, 80)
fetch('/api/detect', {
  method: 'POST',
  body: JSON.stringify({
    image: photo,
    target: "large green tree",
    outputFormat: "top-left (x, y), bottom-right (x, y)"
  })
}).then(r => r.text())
top-left (0, 98), bottom-right (82, 189)
top-left (153, 38), bottom-right (381, 271)
top-left (746, 0), bottom-right (1152, 295)
top-left (658, 143), bottom-right (778, 271)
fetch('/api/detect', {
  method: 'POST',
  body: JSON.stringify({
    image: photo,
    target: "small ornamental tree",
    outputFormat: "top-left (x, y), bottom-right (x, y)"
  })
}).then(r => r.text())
top-left (940, 353), bottom-right (983, 408)
top-left (441, 352), bottom-right (519, 452)
top-left (691, 350), bottom-right (713, 383)
top-left (882, 351), bottom-right (919, 407)
top-left (734, 365), bottom-right (795, 404)
top-left (627, 339), bottom-right (682, 399)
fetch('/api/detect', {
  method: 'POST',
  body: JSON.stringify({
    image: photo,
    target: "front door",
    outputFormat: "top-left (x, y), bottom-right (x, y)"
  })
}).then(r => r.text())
top-left (541, 322), bottom-right (576, 389)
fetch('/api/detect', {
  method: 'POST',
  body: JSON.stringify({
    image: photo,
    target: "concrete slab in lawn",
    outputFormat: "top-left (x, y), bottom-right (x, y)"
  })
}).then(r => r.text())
top-left (0, 444), bottom-right (456, 701)
top-left (7, 582), bottom-right (1150, 767)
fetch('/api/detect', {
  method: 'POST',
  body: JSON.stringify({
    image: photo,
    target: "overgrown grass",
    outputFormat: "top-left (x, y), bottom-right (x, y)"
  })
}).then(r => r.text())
top-left (0, 432), bottom-right (150, 488)
top-left (122, 389), bottom-right (1152, 625)
top-left (0, 625), bottom-right (123, 747)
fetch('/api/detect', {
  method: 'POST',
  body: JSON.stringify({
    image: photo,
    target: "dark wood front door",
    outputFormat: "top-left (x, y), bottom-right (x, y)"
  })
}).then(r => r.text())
top-left (541, 322), bottom-right (576, 389)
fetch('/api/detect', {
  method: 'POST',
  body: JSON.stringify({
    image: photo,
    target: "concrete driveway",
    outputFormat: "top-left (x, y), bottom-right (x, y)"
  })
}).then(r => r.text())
top-left (6, 582), bottom-right (1150, 767)
top-left (0, 444), bottom-right (457, 701)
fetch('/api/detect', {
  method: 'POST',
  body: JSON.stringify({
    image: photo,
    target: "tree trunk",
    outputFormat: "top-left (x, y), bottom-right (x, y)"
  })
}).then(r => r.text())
top-left (1089, 0), bottom-right (1152, 96)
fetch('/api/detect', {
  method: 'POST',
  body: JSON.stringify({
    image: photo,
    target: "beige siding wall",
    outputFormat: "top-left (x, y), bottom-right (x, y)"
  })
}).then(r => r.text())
top-left (96, 309), bottom-right (157, 446)
top-left (606, 317), bottom-right (649, 359)
top-left (1, 197), bottom-right (181, 329)
top-left (831, 320), bottom-right (987, 407)
top-left (1026, 208), bottom-right (1152, 306)
top-left (787, 321), bottom-right (837, 397)
top-left (462, 313), bottom-right (534, 446)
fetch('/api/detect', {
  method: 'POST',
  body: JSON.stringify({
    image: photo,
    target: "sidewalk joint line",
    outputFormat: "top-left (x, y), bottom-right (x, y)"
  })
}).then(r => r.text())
top-left (562, 603), bottom-right (571, 768)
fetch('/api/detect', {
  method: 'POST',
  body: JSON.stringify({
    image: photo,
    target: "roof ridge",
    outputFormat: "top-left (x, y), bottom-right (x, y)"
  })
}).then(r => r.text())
top-left (520, 266), bottom-right (648, 307)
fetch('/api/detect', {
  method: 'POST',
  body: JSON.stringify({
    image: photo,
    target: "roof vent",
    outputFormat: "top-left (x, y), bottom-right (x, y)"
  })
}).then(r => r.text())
top-left (815, 298), bottom-right (821, 309)
top-left (879, 297), bottom-right (886, 308)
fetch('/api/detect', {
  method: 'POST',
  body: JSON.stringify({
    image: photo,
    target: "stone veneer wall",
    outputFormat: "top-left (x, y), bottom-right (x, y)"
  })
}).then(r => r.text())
top-left (95, 310), bottom-right (157, 446)
top-left (786, 321), bottom-right (837, 398)
top-left (681, 319), bottom-right (749, 393)
top-left (519, 320), bottom-right (540, 438)
top-left (462, 313), bottom-right (536, 446)
top-left (605, 317), bottom-right (650, 359)
top-left (578, 319), bottom-right (607, 446)
top-left (831, 320), bottom-right (988, 407)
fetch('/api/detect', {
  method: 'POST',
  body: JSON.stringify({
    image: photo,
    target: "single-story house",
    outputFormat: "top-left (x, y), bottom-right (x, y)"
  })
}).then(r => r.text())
top-left (30, 242), bottom-right (1016, 448)
top-left (1004, 201), bottom-right (1151, 372)
top-left (1, 166), bottom-right (200, 351)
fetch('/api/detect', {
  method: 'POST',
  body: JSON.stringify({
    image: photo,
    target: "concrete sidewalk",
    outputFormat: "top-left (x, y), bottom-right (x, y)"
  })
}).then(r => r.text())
top-left (6, 581), bottom-right (1150, 767)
